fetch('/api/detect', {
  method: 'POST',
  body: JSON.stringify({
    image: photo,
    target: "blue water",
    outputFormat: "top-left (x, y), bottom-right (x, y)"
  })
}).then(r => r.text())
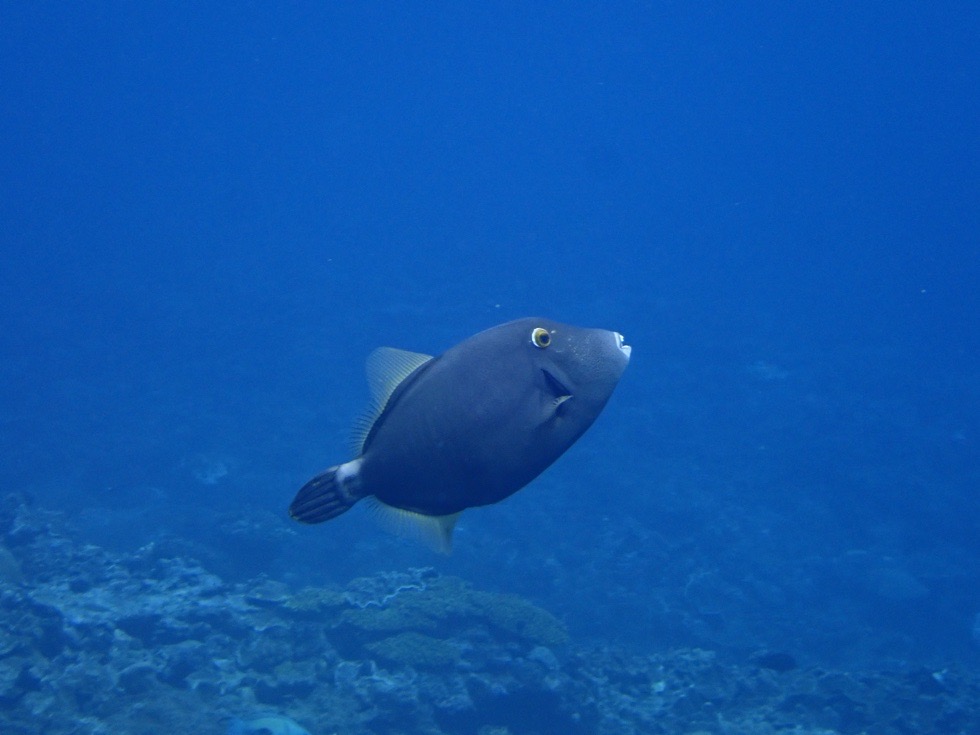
top-left (2, 0), bottom-right (978, 679)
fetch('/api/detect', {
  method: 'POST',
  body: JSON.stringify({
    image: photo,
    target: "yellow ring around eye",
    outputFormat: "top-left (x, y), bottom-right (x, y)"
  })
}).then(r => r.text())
top-left (531, 327), bottom-right (551, 348)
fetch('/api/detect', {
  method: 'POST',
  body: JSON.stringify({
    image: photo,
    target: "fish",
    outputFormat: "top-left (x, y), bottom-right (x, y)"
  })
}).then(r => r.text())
top-left (289, 317), bottom-right (631, 551)
top-left (227, 715), bottom-right (312, 735)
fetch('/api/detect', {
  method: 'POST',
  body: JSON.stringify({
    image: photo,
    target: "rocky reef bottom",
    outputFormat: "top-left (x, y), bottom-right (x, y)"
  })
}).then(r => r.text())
top-left (0, 494), bottom-right (977, 735)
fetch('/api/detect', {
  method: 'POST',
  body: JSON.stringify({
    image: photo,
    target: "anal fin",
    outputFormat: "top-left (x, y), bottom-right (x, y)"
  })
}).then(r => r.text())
top-left (367, 498), bottom-right (460, 554)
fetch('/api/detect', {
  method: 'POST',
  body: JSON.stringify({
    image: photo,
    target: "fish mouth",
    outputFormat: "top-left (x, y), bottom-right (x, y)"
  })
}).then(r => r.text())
top-left (614, 332), bottom-right (632, 359)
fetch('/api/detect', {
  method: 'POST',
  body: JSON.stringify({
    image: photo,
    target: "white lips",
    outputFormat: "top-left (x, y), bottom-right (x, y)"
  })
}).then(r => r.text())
top-left (614, 332), bottom-right (632, 359)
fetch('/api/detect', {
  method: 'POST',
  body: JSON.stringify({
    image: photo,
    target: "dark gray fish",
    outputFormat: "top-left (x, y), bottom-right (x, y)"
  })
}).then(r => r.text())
top-left (289, 317), bottom-right (631, 551)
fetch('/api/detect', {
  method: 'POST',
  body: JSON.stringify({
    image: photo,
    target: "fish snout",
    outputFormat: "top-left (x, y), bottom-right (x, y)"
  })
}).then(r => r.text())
top-left (614, 331), bottom-right (632, 360)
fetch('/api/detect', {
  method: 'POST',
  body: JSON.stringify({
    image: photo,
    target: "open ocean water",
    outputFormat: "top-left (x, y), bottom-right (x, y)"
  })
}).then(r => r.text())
top-left (1, 3), bottom-right (978, 734)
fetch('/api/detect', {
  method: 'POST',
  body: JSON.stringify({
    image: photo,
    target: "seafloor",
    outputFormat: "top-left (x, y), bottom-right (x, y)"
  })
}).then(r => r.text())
top-left (0, 493), bottom-right (976, 735)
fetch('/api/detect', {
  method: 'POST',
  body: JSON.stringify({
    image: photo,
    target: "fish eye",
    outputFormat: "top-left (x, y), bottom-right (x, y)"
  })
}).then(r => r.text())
top-left (530, 327), bottom-right (552, 348)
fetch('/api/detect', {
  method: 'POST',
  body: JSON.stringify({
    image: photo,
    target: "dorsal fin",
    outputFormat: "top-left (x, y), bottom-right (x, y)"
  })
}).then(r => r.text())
top-left (350, 347), bottom-right (433, 454)
top-left (366, 497), bottom-right (460, 554)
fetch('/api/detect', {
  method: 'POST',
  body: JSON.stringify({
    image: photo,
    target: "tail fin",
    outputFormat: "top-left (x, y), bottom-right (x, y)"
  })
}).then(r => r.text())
top-left (289, 464), bottom-right (360, 523)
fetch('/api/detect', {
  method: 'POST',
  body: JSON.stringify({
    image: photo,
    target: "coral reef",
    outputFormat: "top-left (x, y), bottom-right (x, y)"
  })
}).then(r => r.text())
top-left (365, 632), bottom-right (461, 669)
top-left (331, 571), bottom-right (568, 652)
top-left (0, 492), bottom-right (978, 735)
